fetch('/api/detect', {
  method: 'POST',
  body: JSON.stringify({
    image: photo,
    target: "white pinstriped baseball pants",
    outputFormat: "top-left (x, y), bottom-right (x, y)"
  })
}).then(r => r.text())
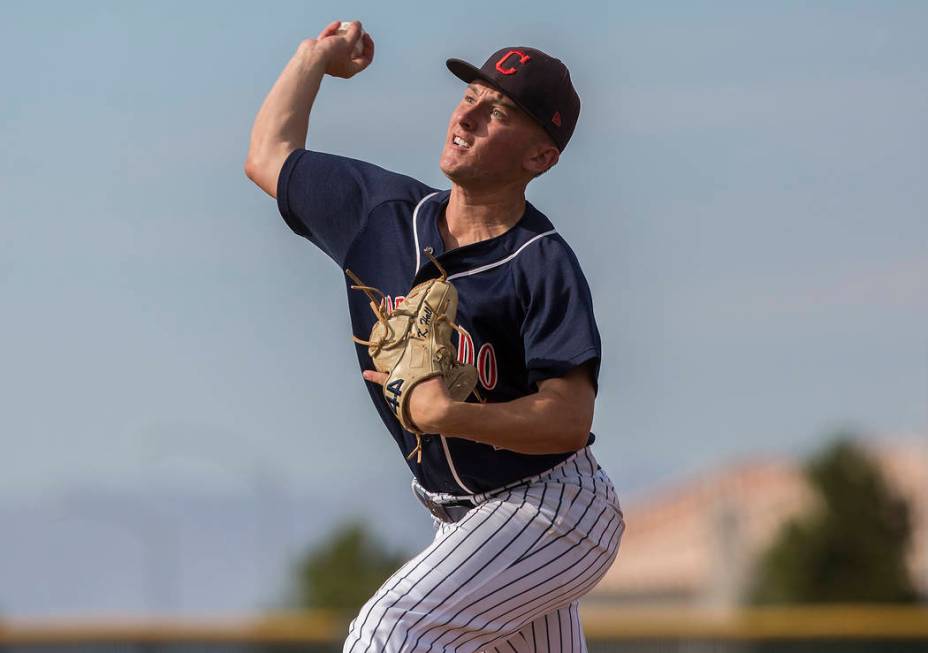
top-left (343, 447), bottom-right (624, 653)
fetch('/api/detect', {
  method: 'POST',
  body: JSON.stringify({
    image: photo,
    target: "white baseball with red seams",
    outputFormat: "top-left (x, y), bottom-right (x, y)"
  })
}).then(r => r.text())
top-left (337, 21), bottom-right (365, 57)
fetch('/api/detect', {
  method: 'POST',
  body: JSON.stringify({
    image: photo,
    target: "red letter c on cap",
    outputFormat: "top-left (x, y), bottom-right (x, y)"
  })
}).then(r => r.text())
top-left (495, 50), bottom-right (531, 75)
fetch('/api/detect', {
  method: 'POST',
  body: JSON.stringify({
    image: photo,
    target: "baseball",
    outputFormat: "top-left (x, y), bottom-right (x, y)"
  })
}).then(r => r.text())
top-left (337, 20), bottom-right (365, 58)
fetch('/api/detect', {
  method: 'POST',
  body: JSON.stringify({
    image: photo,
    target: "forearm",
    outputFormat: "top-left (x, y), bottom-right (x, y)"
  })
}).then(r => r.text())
top-left (438, 391), bottom-right (591, 455)
top-left (245, 42), bottom-right (328, 195)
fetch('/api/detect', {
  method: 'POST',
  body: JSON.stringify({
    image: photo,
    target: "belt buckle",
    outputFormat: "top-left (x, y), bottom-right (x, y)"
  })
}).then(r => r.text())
top-left (424, 503), bottom-right (447, 523)
top-left (413, 482), bottom-right (473, 524)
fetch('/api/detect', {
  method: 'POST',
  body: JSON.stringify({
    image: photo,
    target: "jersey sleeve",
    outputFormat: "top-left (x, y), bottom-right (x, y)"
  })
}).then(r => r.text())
top-left (516, 237), bottom-right (602, 391)
top-left (276, 148), bottom-right (434, 266)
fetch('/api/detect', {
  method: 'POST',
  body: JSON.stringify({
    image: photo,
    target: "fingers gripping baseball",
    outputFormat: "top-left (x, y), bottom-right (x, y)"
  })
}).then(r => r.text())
top-left (316, 19), bottom-right (374, 79)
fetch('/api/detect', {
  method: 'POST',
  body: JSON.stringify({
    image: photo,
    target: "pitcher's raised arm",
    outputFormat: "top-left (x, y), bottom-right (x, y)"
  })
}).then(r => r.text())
top-left (244, 20), bottom-right (374, 198)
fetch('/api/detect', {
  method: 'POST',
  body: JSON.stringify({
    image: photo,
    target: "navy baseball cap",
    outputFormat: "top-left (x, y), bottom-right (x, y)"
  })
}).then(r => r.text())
top-left (446, 47), bottom-right (581, 152)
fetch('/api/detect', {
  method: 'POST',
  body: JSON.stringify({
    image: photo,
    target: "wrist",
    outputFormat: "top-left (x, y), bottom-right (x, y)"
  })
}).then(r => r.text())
top-left (416, 396), bottom-right (450, 434)
top-left (294, 38), bottom-right (332, 68)
top-left (431, 398), bottom-right (469, 435)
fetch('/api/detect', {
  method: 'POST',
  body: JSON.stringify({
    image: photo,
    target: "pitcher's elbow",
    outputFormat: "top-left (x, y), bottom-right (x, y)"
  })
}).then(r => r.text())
top-left (244, 155), bottom-right (260, 182)
top-left (568, 429), bottom-right (590, 452)
top-left (567, 412), bottom-right (594, 452)
top-left (244, 156), bottom-right (277, 198)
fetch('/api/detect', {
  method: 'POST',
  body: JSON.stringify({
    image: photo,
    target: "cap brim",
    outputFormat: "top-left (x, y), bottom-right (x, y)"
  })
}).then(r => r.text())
top-left (445, 58), bottom-right (531, 119)
top-left (446, 58), bottom-right (483, 84)
top-left (446, 58), bottom-right (513, 99)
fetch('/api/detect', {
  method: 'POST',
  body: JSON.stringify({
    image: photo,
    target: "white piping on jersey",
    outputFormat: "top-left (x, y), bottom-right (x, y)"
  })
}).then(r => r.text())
top-left (446, 229), bottom-right (558, 280)
top-left (412, 192), bottom-right (557, 280)
top-left (412, 192), bottom-right (440, 273)
top-left (439, 435), bottom-right (476, 494)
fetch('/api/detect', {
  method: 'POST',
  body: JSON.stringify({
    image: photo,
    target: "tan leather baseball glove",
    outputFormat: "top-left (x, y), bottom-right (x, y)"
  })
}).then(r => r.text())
top-left (347, 252), bottom-right (479, 463)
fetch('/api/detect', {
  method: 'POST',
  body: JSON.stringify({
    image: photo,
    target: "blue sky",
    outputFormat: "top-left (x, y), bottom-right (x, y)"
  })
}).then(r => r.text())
top-left (1, 0), bottom-right (926, 614)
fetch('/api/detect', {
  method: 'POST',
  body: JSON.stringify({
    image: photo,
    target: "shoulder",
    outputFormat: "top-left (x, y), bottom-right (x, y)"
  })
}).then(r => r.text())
top-left (279, 148), bottom-right (438, 210)
top-left (511, 208), bottom-right (590, 294)
top-left (522, 232), bottom-right (585, 268)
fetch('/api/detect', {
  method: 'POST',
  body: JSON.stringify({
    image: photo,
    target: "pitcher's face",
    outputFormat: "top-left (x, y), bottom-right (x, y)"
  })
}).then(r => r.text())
top-left (440, 81), bottom-right (554, 187)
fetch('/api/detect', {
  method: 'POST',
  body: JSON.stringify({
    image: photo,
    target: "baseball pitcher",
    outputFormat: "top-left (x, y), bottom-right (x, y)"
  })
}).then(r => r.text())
top-left (245, 20), bottom-right (624, 653)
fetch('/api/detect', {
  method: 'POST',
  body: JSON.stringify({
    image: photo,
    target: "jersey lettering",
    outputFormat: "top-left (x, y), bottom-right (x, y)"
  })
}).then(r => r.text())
top-left (476, 343), bottom-right (498, 390)
top-left (456, 327), bottom-right (475, 365)
top-left (455, 329), bottom-right (498, 391)
top-left (380, 295), bottom-right (407, 314)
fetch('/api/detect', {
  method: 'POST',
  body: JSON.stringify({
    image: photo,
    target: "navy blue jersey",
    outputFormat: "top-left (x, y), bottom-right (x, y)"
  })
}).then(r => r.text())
top-left (277, 149), bottom-right (601, 495)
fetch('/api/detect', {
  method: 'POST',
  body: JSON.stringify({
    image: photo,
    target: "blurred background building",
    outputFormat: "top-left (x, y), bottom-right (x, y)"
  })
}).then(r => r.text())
top-left (592, 437), bottom-right (928, 607)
